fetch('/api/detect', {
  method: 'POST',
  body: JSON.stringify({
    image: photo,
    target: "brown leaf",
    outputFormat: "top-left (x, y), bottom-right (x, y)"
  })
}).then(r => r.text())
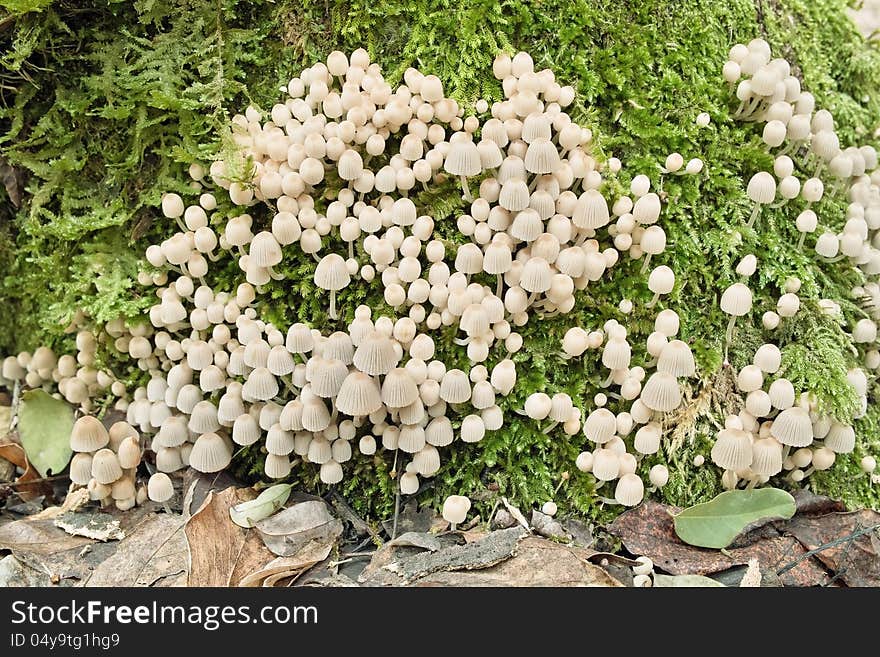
top-left (255, 500), bottom-right (342, 557)
top-left (608, 500), bottom-right (829, 586)
top-left (792, 489), bottom-right (847, 515)
top-left (238, 539), bottom-right (336, 587)
top-left (784, 510), bottom-right (880, 587)
top-left (0, 515), bottom-right (95, 583)
top-left (0, 440), bottom-right (50, 501)
top-left (185, 487), bottom-right (275, 586)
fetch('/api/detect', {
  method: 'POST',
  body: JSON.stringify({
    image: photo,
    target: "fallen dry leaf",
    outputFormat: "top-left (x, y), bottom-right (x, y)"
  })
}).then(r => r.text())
top-left (84, 513), bottom-right (187, 586)
top-left (0, 440), bottom-right (49, 501)
top-left (54, 511), bottom-right (125, 541)
top-left (740, 558), bottom-right (762, 587)
top-left (607, 500), bottom-right (829, 586)
top-left (255, 500), bottom-right (343, 557)
top-left (784, 510), bottom-right (880, 587)
top-left (413, 537), bottom-right (623, 587)
top-left (239, 539), bottom-right (337, 587)
top-left (185, 487), bottom-right (276, 586)
top-left (34, 487), bottom-right (90, 520)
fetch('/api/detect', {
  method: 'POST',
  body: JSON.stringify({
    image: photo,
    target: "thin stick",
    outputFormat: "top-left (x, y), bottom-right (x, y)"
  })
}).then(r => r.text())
top-left (776, 522), bottom-right (880, 577)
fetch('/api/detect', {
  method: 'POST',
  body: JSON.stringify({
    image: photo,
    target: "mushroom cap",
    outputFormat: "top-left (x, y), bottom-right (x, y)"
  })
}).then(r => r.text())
top-left (572, 189), bottom-right (610, 230)
top-left (711, 428), bottom-right (753, 470)
top-left (425, 416), bottom-right (454, 447)
top-left (442, 495), bottom-right (471, 525)
top-left (249, 231), bottom-right (283, 267)
top-left (314, 253), bottom-right (351, 291)
top-left (634, 423), bottom-right (662, 455)
top-left (232, 413), bottom-right (262, 446)
top-left (648, 266), bottom-right (675, 295)
top-left (285, 323), bottom-right (314, 354)
top-left (524, 138), bottom-right (560, 174)
top-left (117, 436), bottom-right (141, 469)
top-left (824, 422), bottom-right (855, 454)
top-left (309, 358), bottom-right (349, 398)
top-left (265, 454), bottom-right (292, 479)
top-left (242, 367), bottom-right (279, 402)
top-left (720, 283), bottom-right (753, 316)
top-left (353, 331), bottom-right (399, 376)
top-left (649, 464), bottom-right (669, 487)
top-left (439, 369), bottom-right (471, 404)
top-left (189, 432), bottom-right (233, 473)
top-left (91, 448), bottom-right (123, 485)
top-left (381, 368), bottom-right (420, 408)
top-left (460, 414), bottom-right (486, 443)
top-left (266, 424), bottom-right (295, 456)
top-left (614, 473), bottom-right (645, 507)
top-left (770, 407), bottom-right (813, 447)
top-left (335, 371), bottom-right (383, 416)
top-left (753, 343), bottom-right (782, 373)
top-left (69, 452), bottom-right (93, 486)
top-left (301, 398), bottom-right (331, 433)
top-left (640, 372), bottom-right (682, 412)
top-left (70, 416), bottom-right (110, 452)
top-left (750, 438), bottom-right (783, 476)
top-left (768, 378), bottom-right (795, 410)
top-left (657, 340), bottom-right (695, 377)
top-left (583, 408), bottom-right (617, 444)
top-left (747, 171), bottom-right (776, 204)
top-left (632, 193), bottom-right (661, 225)
top-left (398, 424), bottom-right (426, 453)
top-left (147, 473), bottom-right (174, 503)
top-left (602, 337), bottom-right (631, 371)
top-left (592, 448), bottom-right (620, 481)
top-left (443, 139), bottom-right (481, 177)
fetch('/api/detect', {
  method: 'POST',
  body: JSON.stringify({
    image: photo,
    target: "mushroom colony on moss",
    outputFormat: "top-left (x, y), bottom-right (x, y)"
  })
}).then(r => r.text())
top-left (2, 0), bottom-right (880, 521)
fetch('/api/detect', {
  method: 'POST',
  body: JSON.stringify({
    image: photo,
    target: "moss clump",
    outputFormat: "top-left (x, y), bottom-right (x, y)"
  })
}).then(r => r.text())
top-left (1, 0), bottom-right (879, 518)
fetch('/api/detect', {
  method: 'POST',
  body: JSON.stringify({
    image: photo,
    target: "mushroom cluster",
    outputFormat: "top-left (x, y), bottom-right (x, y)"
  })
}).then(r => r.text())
top-left (560, 308), bottom-right (692, 507)
top-left (68, 416), bottom-right (146, 510)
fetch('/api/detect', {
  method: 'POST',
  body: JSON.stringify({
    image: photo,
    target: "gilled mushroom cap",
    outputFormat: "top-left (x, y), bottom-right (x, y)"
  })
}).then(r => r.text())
top-left (524, 138), bottom-right (560, 174)
top-left (747, 171), bottom-right (776, 204)
top-left (91, 448), bottom-right (123, 485)
top-left (309, 358), bottom-right (349, 398)
top-left (147, 473), bottom-right (174, 503)
top-left (592, 448), bottom-right (620, 481)
top-left (443, 139), bottom-right (481, 177)
top-left (770, 407), bottom-right (813, 447)
top-left (460, 414), bottom-right (486, 443)
top-left (70, 416), bottom-right (110, 452)
top-left (266, 424), bottom-right (295, 456)
top-left (286, 323), bottom-right (314, 354)
top-left (265, 454), bottom-right (292, 479)
top-left (425, 416), bottom-right (454, 446)
top-left (710, 428), bottom-right (753, 470)
top-left (117, 436), bottom-right (141, 469)
top-left (232, 413), bottom-right (261, 446)
top-left (324, 331), bottom-right (354, 364)
top-left (583, 408), bottom-right (617, 444)
top-left (320, 460), bottom-right (344, 484)
top-left (614, 473), bottom-right (645, 507)
top-left (314, 253), bottom-right (351, 291)
top-left (750, 438), bottom-right (783, 476)
top-left (353, 331), bottom-right (399, 376)
top-left (242, 367), bottom-right (279, 402)
top-left (188, 400), bottom-right (221, 434)
top-left (439, 369), bottom-right (471, 404)
top-left (640, 372), bottom-right (682, 412)
top-left (301, 397), bottom-right (331, 433)
top-left (335, 371), bottom-right (383, 416)
top-left (602, 337), bottom-right (631, 371)
top-left (381, 368), bottom-right (419, 408)
top-left (657, 340), bottom-right (696, 377)
top-left (634, 423), bottom-right (662, 455)
top-left (572, 189), bottom-right (610, 230)
top-left (189, 432), bottom-right (233, 473)
top-left (249, 231), bottom-right (283, 268)
top-left (519, 257), bottom-right (553, 293)
top-left (720, 283), bottom-right (753, 316)
top-left (69, 452), bottom-right (93, 486)
top-left (398, 424), bottom-right (427, 453)
top-left (823, 422), bottom-right (855, 454)
top-left (753, 343), bottom-right (782, 373)
top-left (267, 345), bottom-right (296, 376)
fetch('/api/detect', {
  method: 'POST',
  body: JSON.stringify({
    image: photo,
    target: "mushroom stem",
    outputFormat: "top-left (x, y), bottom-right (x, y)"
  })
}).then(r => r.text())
top-left (312, 253), bottom-right (322, 264)
top-left (329, 290), bottom-right (338, 321)
top-left (797, 232), bottom-right (807, 250)
top-left (459, 175), bottom-right (473, 202)
top-left (745, 477), bottom-right (759, 490)
top-left (348, 241), bottom-right (354, 261)
top-left (542, 421), bottom-right (558, 434)
top-left (746, 204), bottom-right (760, 228)
top-left (725, 315), bottom-right (737, 351)
top-left (802, 466), bottom-right (816, 478)
top-left (600, 372), bottom-right (614, 388)
top-left (640, 254), bottom-right (653, 275)
top-left (207, 250), bottom-right (221, 262)
top-left (646, 292), bottom-right (660, 309)
top-left (268, 266), bottom-right (285, 281)
top-left (163, 503), bottom-right (174, 515)
top-left (782, 445), bottom-right (792, 463)
top-left (496, 275), bottom-right (504, 299)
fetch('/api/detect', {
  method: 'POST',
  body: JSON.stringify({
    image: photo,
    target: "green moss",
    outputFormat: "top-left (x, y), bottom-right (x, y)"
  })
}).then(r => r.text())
top-left (1, 0), bottom-right (879, 519)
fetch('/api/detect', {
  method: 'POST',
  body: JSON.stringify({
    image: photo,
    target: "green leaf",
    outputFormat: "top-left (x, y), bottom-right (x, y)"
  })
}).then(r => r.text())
top-left (673, 488), bottom-right (797, 549)
top-left (653, 574), bottom-right (725, 587)
top-left (229, 484), bottom-right (293, 528)
top-left (16, 389), bottom-right (74, 477)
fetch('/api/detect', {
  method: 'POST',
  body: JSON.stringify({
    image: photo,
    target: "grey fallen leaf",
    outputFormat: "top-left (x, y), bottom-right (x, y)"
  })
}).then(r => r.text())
top-left (501, 497), bottom-right (531, 531)
top-left (256, 501), bottom-right (343, 557)
top-left (53, 511), bottom-right (125, 542)
top-left (530, 510), bottom-right (571, 541)
top-left (381, 526), bottom-right (529, 583)
top-left (0, 554), bottom-right (52, 587)
top-left (739, 558), bottom-right (762, 587)
top-left (653, 573), bottom-right (726, 587)
top-left (386, 532), bottom-right (444, 552)
top-left (491, 508), bottom-right (517, 530)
